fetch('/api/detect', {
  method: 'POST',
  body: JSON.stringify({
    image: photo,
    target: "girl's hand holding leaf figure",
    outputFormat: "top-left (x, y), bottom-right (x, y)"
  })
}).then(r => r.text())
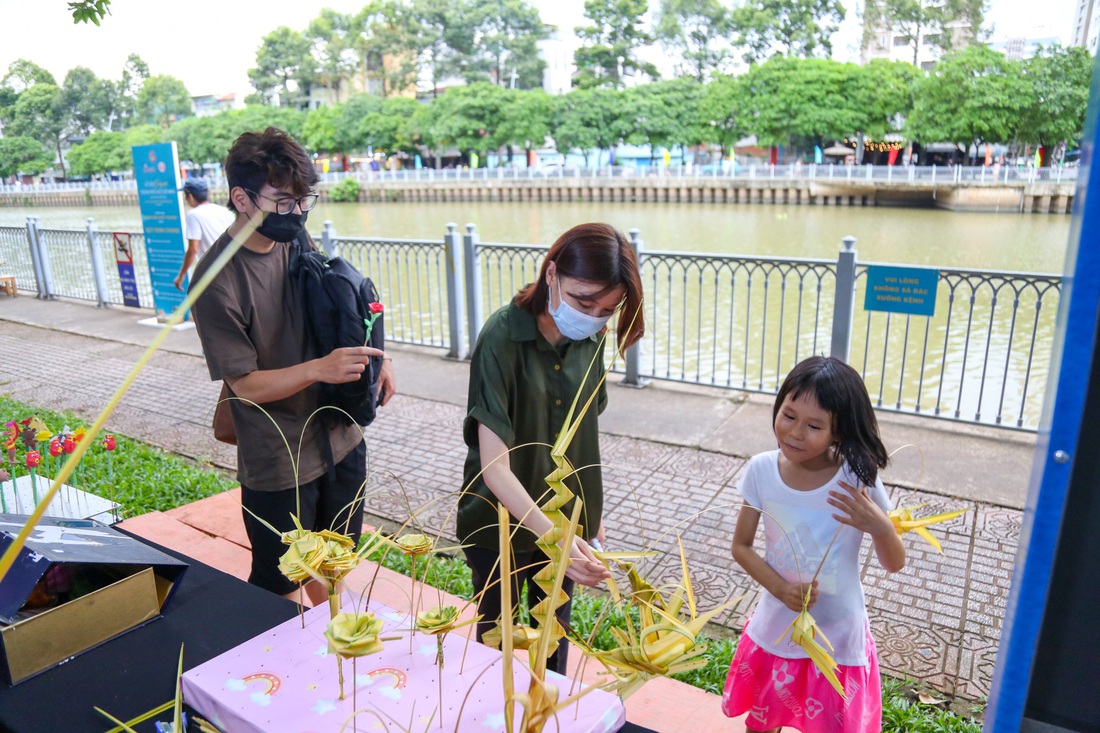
top-left (775, 579), bottom-right (818, 613)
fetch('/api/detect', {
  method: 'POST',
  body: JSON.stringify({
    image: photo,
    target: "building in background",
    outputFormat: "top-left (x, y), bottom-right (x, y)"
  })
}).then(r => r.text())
top-left (988, 36), bottom-right (1064, 60)
top-left (191, 93), bottom-right (241, 117)
top-left (860, 0), bottom-right (979, 70)
top-left (1072, 0), bottom-right (1100, 53)
top-left (538, 26), bottom-right (577, 95)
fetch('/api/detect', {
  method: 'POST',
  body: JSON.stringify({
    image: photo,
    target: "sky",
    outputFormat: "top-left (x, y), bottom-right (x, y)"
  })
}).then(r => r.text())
top-left (0, 0), bottom-right (1080, 99)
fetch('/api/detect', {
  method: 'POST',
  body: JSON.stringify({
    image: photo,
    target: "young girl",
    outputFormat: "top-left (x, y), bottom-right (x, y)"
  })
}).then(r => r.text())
top-left (723, 356), bottom-right (905, 733)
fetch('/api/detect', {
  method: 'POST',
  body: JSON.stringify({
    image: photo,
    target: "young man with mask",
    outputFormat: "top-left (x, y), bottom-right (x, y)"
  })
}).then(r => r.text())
top-left (191, 127), bottom-right (396, 604)
top-left (455, 223), bottom-right (645, 674)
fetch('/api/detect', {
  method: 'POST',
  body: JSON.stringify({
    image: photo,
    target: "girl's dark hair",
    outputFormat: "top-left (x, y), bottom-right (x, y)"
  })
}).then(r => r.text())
top-left (514, 222), bottom-right (645, 354)
top-left (223, 127), bottom-right (318, 212)
top-left (773, 356), bottom-right (888, 487)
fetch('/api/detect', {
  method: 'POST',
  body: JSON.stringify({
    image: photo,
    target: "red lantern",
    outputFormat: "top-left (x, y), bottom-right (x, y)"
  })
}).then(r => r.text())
top-left (48, 438), bottom-right (63, 457)
top-left (102, 435), bottom-right (117, 451)
top-left (62, 437), bottom-right (76, 454)
top-left (25, 450), bottom-right (41, 468)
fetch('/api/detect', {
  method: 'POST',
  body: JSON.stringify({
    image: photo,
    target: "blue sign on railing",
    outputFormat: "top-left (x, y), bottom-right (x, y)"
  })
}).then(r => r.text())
top-left (864, 265), bottom-right (939, 317)
top-left (112, 232), bottom-right (141, 308)
top-left (131, 143), bottom-right (186, 318)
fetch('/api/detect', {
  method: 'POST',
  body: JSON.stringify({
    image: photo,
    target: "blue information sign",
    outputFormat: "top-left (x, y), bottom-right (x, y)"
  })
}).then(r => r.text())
top-left (131, 143), bottom-right (187, 318)
top-left (112, 232), bottom-right (141, 308)
top-left (863, 265), bottom-right (939, 317)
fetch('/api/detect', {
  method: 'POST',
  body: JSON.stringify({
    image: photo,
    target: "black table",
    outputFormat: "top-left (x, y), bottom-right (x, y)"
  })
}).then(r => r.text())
top-left (0, 537), bottom-right (299, 733)
top-left (0, 536), bottom-right (659, 733)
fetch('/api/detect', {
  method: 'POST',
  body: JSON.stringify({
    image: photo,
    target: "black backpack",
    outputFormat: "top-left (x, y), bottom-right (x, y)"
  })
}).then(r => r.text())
top-left (289, 234), bottom-right (384, 427)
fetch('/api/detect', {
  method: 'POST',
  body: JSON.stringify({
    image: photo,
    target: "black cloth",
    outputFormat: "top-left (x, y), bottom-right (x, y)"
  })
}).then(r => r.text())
top-left (0, 534), bottom-right (298, 733)
top-left (0, 533), bottom-right (661, 733)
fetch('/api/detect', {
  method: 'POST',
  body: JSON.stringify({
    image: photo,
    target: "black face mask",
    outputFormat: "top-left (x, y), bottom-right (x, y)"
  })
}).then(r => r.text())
top-left (256, 210), bottom-right (308, 243)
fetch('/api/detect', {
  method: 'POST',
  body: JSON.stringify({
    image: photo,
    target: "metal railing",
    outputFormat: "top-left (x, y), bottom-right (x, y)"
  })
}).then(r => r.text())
top-left (1, 218), bottom-right (155, 306)
top-left (0, 217), bottom-right (1060, 431)
top-left (0, 163), bottom-right (1077, 195)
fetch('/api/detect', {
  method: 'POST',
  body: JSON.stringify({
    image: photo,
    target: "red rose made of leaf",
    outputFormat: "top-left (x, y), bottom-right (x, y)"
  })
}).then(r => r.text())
top-left (369, 302), bottom-right (384, 314)
top-left (26, 450), bottom-right (41, 468)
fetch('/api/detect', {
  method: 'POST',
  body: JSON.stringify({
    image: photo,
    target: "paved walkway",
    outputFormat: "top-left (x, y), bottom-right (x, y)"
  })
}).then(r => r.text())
top-left (0, 295), bottom-right (1034, 703)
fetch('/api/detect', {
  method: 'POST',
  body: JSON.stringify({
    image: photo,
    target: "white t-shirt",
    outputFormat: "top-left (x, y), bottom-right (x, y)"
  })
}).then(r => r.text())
top-left (185, 203), bottom-right (234, 263)
top-left (739, 450), bottom-right (891, 667)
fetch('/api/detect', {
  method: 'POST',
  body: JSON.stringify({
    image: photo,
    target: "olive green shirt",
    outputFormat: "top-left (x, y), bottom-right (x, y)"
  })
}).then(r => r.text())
top-left (457, 303), bottom-right (608, 553)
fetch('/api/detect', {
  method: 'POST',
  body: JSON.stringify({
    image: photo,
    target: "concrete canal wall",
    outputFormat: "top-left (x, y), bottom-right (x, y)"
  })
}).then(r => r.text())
top-left (0, 178), bottom-right (1075, 214)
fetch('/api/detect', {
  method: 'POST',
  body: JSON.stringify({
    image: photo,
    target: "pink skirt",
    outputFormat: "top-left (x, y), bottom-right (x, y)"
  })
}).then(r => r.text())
top-left (721, 620), bottom-right (882, 733)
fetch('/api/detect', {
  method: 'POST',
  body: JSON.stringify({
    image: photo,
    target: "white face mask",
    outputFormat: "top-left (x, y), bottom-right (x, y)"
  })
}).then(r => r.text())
top-left (548, 277), bottom-right (612, 341)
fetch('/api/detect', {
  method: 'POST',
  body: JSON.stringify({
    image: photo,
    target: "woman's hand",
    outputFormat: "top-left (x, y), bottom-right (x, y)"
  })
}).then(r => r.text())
top-left (564, 536), bottom-right (611, 587)
top-left (828, 481), bottom-right (893, 537)
top-left (773, 579), bottom-right (818, 613)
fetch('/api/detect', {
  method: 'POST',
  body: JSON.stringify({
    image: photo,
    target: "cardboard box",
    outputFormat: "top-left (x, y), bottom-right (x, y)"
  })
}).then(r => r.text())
top-left (183, 593), bottom-right (626, 733)
top-left (0, 514), bottom-right (188, 685)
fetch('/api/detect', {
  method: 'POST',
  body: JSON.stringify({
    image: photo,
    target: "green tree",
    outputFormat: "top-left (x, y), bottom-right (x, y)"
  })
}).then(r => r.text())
top-left (468, 0), bottom-right (547, 89)
top-left (907, 46), bottom-right (1026, 162)
top-left (108, 53), bottom-right (150, 130)
top-left (69, 0), bottom-right (111, 25)
top-left (410, 0), bottom-right (477, 97)
top-left (739, 57), bottom-right (863, 150)
top-left (656, 0), bottom-right (735, 81)
top-left (1018, 45), bottom-right (1092, 156)
top-left (2, 59), bottom-right (57, 92)
top-left (361, 97), bottom-right (423, 155)
top-left (551, 88), bottom-right (629, 165)
top-left (67, 130), bottom-right (126, 176)
top-left (353, 0), bottom-right (421, 97)
top-left (420, 83), bottom-right (509, 160)
top-left (732, 0), bottom-right (846, 63)
top-left (247, 26), bottom-right (314, 107)
top-left (698, 73), bottom-right (749, 156)
top-left (5, 84), bottom-right (69, 177)
top-left (624, 78), bottom-right (707, 162)
top-left (136, 75), bottom-right (191, 127)
top-left (574, 0), bottom-right (660, 89)
top-left (861, 0), bottom-right (984, 67)
top-left (302, 103), bottom-right (343, 154)
top-left (305, 9), bottom-right (360, 101)
top-left (848, 59), bottom-right (919, 138)
top-left (61, 66), bottom-right (113, 135)
top-left (497, 88), bottom-right (554, 163)
top-left (0, 136), bottom-right (54, 179)
top-left (169, 106), bottom-right (305, 164)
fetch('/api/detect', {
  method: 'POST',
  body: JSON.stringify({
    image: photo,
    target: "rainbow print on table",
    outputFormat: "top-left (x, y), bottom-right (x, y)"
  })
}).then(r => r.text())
top-left (181, 593), bottom-right (625, 733)
top-left (224, 673), bottom-right (282, 707)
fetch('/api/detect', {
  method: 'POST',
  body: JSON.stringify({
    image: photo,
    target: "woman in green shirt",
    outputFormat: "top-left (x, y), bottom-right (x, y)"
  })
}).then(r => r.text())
top-left (457, 222), bottom-right (645, 674)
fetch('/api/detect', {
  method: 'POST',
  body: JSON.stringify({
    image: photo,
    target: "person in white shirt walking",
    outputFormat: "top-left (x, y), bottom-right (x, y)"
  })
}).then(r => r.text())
top-left (175, 178), bottom-right (235, 290)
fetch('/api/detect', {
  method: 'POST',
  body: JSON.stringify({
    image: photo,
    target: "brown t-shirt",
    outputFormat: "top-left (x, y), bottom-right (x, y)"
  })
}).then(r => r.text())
top-left (191, 232), bottom-right (361, 491)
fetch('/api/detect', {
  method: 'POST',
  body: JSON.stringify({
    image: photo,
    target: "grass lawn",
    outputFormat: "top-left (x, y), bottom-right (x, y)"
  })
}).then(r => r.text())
top-left (1, 394), bottom-right (984, 732)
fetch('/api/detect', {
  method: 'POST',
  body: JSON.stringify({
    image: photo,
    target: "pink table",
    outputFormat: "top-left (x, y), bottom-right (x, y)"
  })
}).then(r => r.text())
top-left (182, 593), bottom-right (627, 733)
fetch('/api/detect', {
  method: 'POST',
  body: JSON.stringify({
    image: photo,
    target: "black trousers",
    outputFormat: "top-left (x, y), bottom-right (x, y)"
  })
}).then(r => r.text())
top-left (463, 546), bottom-right (576, 675)
top-left (241, 441), bottom-right (367, 595)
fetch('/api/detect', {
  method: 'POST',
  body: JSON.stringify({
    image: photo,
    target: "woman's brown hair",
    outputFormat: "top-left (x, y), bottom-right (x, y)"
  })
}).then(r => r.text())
top-left (514, 222), bottom-right (645, 353)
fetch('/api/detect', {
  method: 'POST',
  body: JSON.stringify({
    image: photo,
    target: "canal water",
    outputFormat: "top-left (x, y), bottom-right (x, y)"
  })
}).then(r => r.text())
top-left (1, 201), bottom-right (1071, 429)
top-left (0, 200), bottom-right (1071, 272)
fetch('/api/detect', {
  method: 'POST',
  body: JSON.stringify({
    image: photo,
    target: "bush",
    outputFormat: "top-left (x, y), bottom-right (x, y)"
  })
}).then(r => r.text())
top-left (329, 177), bottom-right (360, 203)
